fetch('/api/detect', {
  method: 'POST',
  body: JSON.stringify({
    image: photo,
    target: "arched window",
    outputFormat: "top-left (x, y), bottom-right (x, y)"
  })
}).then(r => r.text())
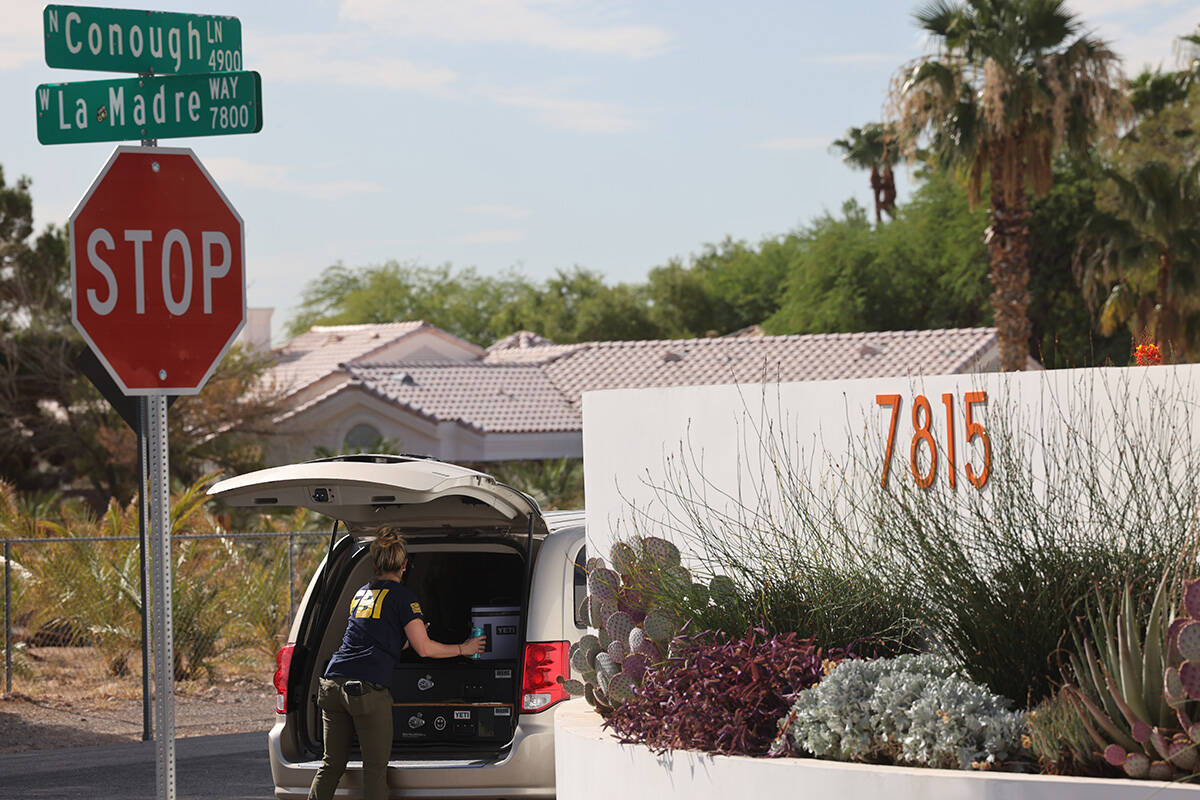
top-left (344, 423), bottom-right (382, 451)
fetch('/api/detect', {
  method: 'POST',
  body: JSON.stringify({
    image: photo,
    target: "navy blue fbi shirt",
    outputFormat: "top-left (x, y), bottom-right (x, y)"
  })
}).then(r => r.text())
top-left (324, 580), bottom-right (424, 686)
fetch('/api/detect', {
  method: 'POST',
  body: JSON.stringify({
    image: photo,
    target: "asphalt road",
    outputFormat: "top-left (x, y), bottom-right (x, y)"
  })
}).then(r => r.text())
top-left (0, 732), bottom-right (274, 799)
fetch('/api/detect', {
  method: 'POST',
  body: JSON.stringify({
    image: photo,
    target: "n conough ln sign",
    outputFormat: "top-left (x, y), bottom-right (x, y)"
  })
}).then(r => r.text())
top-left (44, 5), bottom-right (242, 74)
top-left (70, 146), bottom-right (245, 395)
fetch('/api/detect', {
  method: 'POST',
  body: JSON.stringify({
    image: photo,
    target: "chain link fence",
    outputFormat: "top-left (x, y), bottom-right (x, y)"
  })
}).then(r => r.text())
top-left (2, 530), bottom-right (329, 735)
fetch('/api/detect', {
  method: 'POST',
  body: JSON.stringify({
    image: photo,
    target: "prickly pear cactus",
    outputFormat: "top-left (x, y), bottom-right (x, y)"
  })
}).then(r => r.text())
top-left (644, 606), bottom-right (681, 646)
top-left (641, 536), bottom-right (681, 570)
top-left (709, 575), bottom-right (736, 603)
top-left (610, 540), bottom-right (640, 578)
top-left (568, 535), bottom-right (700, 712)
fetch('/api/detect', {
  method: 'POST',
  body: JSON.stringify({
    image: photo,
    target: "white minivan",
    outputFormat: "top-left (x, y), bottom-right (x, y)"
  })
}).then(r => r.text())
top-left (207, 454), bottom-right (588, 799)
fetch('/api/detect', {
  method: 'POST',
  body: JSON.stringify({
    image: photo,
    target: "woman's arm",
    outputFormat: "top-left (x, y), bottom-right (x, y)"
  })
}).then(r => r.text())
top-left (404, 619), bottom-right (486, 659)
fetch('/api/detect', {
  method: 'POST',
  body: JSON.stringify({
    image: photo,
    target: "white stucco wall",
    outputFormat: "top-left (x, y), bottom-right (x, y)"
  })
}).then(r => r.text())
top-left (554, 701), bottom-right (1200, 800)
top-left (581, 364), bottom-right (1200, 563)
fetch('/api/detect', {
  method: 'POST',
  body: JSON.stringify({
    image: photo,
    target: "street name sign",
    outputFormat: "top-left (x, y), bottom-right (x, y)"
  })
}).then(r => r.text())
top-left (36, 70), bottom-right (262, 144)
top-left (70, 146), bottom-right (246, 395)
top-left (44, 5), bottom-right (242, 74)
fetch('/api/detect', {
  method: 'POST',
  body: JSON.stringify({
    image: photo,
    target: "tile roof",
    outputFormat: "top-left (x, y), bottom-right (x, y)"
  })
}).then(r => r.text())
top-left (267, 321), bottom-right (433, 395)
top-left (305, 326), bottom-right (1000, 434)
top-left (344, 362), bottom-right (579, 434)
top-left (537, 328), bottom-right (999, 412)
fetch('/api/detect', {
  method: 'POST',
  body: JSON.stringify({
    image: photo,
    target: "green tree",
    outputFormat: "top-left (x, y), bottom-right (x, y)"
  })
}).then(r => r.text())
top-left (765, 174), bottom-right (991, 335)
top-left (1075, 44), bottom-right (1200, 363)
top-left (287, 260), bottom-right (532, 344)
top-left (1027, 156), bottom-right (1130, 368)
top-left (491, 267), bottom-right (662, 343)
top-left (645, 237), bottom-right (794, 338)
top-left (1075, 159), bottom-right (1200, 361)
top-left (1127, 68), bottom-right (1191, 117)
top-left (891, 0), bottom-right (1127, 370)
top-left (831, 122), bottom-right (901, 223)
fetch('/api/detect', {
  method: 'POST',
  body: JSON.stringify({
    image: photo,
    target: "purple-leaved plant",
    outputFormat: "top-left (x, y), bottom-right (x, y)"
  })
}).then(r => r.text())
top-left (604, 628), bottom-right (844, 756)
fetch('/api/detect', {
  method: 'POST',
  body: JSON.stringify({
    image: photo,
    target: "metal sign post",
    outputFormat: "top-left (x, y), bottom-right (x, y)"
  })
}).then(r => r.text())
top-left (148, 393), bottom-right (176, 800)
top-left (44, 8), bottom-right (255, 797)
top-left (136, 396), bottom-right (153, 741)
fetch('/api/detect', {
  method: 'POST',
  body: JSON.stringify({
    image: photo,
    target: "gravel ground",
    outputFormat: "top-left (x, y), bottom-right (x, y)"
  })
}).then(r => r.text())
top-left (0, 680), bottom-right (277, 752)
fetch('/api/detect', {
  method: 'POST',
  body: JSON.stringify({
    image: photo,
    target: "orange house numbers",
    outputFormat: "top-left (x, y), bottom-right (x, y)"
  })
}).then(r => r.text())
top-left (876, 391), bottom-right (991, 490)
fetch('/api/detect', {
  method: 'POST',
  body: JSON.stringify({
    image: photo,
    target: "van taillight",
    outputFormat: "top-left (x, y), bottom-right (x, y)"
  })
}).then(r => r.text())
top-left (522, 641), bottom-right (569, 712)
top-left (274, 643), bottom-right (295, 714)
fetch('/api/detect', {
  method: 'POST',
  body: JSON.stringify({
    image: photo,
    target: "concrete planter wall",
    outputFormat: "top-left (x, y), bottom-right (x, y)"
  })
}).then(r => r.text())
top-left (554, 700), bottom-right (1200, 800)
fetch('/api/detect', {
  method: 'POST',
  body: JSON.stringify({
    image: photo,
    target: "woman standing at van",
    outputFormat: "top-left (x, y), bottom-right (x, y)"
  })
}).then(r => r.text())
top-left (309, 527), bottom-right (485, 800)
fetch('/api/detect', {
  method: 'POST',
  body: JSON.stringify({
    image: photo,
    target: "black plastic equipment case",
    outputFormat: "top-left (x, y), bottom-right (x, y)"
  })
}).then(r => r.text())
top-left (392, 703), bottom-right (514, 742)
top-left (391, 661), bottom-right (516, 703)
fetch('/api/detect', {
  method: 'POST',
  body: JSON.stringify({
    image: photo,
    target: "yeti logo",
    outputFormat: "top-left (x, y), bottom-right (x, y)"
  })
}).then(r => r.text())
top-left (417, 674), bottom-right (435, 691)
top-left (408, 713), bottom-right (426, 729)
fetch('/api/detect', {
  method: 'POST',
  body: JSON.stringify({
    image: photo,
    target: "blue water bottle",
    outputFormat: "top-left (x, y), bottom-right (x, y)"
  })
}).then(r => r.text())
top-left (469, 625), bottom-right (484, 659)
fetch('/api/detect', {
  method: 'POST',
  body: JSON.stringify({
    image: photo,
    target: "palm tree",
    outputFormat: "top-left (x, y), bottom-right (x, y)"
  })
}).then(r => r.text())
top-left (890, 0), bottom-right (1127, 370)
top-left (831, 123), bottom-right (901, 223)
top-left (1074, 159), bottom-right (1200, 361)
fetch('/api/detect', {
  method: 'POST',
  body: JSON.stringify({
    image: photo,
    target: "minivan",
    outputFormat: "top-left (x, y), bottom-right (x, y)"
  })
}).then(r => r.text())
top-left (207, 454), bottom-right (587, 799)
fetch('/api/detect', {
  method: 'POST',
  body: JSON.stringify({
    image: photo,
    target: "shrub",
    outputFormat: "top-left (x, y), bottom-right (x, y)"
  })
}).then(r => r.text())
top-left (776, 653), bottom-right (1026, 770)
top-left (622, 393), bottom-right (925, 655)
top-left (24, 501), bottom-right (143, 676)
top-left (1027, 689), bottom-right (1099, 776)
top-left (604, 628), bottom-right (839, 755)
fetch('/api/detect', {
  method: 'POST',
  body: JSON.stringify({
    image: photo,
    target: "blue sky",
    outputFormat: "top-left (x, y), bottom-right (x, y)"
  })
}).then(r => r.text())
top-left (2, 0), bottom-right (1198, 341)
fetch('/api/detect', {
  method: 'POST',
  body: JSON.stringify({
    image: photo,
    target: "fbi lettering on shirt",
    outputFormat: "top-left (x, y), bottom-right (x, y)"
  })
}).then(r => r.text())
top-left (350, 587), bottom-right (389, 619)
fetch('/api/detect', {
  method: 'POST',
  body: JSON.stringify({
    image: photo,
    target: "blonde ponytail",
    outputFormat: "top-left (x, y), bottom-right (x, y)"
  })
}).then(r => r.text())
top-left (371, 526), bottom-right (408, 575)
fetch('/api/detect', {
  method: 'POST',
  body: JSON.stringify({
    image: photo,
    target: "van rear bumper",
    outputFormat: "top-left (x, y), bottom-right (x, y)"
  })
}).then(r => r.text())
top-left (268, 714), bottom-right (558, 799)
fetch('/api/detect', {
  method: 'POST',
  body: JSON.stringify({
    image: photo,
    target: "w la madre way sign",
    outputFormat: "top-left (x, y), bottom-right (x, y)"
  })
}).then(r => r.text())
top-left (71, 146), bottom-right (245, 395)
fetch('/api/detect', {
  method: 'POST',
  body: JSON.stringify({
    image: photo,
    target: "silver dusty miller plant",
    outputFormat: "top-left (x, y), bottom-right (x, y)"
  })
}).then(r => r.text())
top-left (774, 653), bottom-right (1026, 770)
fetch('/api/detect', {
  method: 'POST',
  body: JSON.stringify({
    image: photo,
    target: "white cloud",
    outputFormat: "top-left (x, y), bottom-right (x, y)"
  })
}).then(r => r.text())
top-left (455, 228), bottom-right (526, 245)
top-left (1093, 9), bottom-right (1200, 73)
top-left (480, 85), bottom-right (635, 133)
top-left (466, 203), bottom-right (531, 219)
top-left (203, 156), bottom-right (384, 199)
top-left (254, 32), bottom-right (457, 92)
top-left (339, 0), bottom-right (672, 60)
top-left (754, 136), bottom-right (831, 152)
top-left (0, 0), bottom-right (43, 70)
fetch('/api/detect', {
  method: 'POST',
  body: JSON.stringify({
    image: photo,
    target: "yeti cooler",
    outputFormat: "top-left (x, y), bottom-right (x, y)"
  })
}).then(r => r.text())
top-left (469, 606), bottom-right (520, 660)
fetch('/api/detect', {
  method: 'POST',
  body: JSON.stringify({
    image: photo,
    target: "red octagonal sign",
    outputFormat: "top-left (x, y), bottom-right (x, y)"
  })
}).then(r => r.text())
top-left (71, 146), bottom-right (245, 395)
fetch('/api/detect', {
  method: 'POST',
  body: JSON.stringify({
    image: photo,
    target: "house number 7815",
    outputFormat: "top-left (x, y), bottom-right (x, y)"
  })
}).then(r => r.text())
top-left (875, 391), bottom-right (991, 490)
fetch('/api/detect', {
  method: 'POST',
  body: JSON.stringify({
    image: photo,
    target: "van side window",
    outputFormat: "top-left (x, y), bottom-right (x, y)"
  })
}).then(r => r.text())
top-left (572, 545), bottom-right (587, 629)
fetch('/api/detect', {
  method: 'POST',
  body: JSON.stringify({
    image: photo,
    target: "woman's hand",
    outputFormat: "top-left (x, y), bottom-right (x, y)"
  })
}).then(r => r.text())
top-left (460, 634), bottom-right (486, 657)
top-left (404, 620), bottom-right (487, 659)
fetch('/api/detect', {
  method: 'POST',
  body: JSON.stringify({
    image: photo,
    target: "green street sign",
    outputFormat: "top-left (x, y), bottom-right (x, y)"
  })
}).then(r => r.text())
top-left (43, 5), bottom-right (242, 74)
top-left (36, 71), bottom-right (262, 144)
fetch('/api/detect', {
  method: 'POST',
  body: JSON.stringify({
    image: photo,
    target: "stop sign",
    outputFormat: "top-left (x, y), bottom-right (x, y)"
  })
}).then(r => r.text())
top-left (70, 146), bottom-right (245, 395)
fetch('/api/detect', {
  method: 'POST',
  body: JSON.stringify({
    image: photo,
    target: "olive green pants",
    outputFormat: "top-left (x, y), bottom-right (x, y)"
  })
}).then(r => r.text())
top-left (308, 677), bottom-right (394, 800)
